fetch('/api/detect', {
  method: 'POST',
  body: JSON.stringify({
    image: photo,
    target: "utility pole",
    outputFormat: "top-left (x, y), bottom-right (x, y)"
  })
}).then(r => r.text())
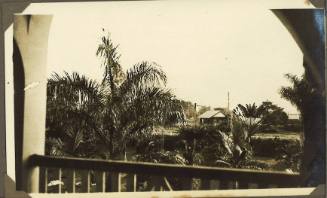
top-left (195, 103), bottom-right (206, 126)
top-left (228, 91), bottom-right (233, 132)
top-left (227, 92), bottom-right (230, 111)
top-left (194, 103), bottom-right (197, 126)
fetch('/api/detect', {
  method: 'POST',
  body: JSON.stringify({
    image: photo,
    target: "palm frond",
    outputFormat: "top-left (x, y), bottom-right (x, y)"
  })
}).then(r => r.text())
top-left (96, 31), bottom-right (123, 87)
top-left (119, 61), bottom-right (167, 96)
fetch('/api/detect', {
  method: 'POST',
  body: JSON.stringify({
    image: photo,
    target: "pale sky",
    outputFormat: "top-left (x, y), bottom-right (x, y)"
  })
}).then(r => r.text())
top-left (24, 1), bottom-right (306, 113)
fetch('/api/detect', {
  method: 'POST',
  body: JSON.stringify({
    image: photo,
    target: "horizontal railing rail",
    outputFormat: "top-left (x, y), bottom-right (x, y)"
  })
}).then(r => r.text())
top-left (28, 154), bottom-right (301, 193)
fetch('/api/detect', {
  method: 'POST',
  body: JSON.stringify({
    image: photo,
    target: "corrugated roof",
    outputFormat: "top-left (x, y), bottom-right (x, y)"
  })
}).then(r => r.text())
top-left (199, 110), bottom-right (226, 119)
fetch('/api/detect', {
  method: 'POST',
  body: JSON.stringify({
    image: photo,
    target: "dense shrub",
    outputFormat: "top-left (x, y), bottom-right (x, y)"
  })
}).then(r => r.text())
top-left (250, 137), bottom-right (302, 158)
top-left (250, 137), bottom-right (302, 172)
top-left (176, 125), bottom-right (253, 168)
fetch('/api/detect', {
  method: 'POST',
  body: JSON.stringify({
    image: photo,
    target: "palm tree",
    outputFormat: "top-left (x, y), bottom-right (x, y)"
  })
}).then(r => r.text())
top-left (96, 30), bottom-right (126, 96)
top-left (280, 74), bottom-right (323, 116)
top-left (280, 73), bottom-right (324, 137)
top-left (233, 103), bottom-right (265, 119)
top-left (46, 30), bottom-right (185, 160)
top-left (280, 73), bottom-right (325, 185)
top-left (233, 103), bottom-right (264, 138)
top-left (97, 61), bottom-right (185, 159)
top-left (46, 72), bottom-right (104, 157)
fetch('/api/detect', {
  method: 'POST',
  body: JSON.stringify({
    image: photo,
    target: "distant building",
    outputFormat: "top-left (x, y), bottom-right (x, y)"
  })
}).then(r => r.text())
top-left (199, 109), bottom-right (227, 125)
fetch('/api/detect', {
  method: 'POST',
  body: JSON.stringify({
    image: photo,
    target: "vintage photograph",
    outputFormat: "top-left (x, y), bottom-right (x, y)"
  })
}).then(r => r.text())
top-left (7, 1), bottom-right (325, 196)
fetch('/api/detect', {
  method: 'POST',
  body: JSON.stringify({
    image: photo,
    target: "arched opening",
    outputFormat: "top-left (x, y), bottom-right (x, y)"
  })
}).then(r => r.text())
top-left (2, 1), bottom-right (325, 195)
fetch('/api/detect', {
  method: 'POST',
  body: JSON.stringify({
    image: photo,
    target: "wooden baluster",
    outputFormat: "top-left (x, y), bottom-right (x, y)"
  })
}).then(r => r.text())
top-left (125, 174), bottom-right (137, 192)
top-left (94, 171), bottom-right (106, 192)
top-left (163, 177), bottom-right (173, 191)
top-left (44, 168), bottom-right (48, 193)
top-left (101, 172), bottom-right (106, 192)
top-left (108, 172), bottom-right (121, 192)
top-left (118, 173), bottom-right (122, 192)
top-left (229, 181), bottom-right (238, 189)
top-left (87, 171), bottom-right (91, 193)
top-left (81, 170), bottom-right (90, 193)
top-left (58, 168), bottom-right (62, 193)
top-left (73, 170), bottom-right (76, 193)
top-left (65, 170), bottom-right (76, 193)
top-left (133, 174), bottom-right (137, 192)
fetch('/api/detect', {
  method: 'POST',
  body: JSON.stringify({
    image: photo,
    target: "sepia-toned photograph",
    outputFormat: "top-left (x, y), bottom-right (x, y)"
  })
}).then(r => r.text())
top-left (2, 1), bottom-right (325, 197)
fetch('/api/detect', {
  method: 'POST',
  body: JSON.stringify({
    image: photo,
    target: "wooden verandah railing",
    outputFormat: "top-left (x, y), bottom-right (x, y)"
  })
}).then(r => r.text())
top-left (27, 154), bottom-right (301, 193)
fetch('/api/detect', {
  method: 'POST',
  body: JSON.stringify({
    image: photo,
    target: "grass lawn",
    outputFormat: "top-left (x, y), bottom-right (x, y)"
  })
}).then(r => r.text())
top-left (252, 132), bottom-right (301, 140)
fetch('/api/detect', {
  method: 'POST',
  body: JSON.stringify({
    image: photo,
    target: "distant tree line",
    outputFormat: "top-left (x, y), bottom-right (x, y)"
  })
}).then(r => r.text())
top-left (233, 101), bottom-right (302, 135)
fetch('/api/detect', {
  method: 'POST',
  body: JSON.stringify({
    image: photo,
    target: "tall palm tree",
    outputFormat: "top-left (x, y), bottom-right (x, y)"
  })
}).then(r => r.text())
top-left (46, 31), bottom-right (185, 160)
top-left (280, 73), bottom-right (325, 185)
top-left (97, 60), bottom-right (185, 159)
top-left (280, 73), bottom-right (324, 137)
top-left (280, 74), bottom-right (322, 116)
top-left (96, 30), bottom-right (124, 95)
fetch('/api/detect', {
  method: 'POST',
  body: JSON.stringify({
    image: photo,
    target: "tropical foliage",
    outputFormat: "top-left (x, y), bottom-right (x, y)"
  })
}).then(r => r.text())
top-left (280, 73), bottom-right (323, 118)
top-left (232, 103), bottom-right (264, 138)
top-left (45, 30), bottom-right (305, 177)
top-left (259, 101), bottom-right (289, 132)
top-left (46, 31), bottom-right (185, 159)
top-left (46, 72), bottom-right (103, 157)
top-left (280, 73), bottom-right (324, 140)
top-left (280, 73), bottom-right (325, 185)
top-left (177, 120), bottom-right (253, 168)
top-left (233, 101), bottom-right (290, 137)
top-left (233, 103), bottom-right (265, 119)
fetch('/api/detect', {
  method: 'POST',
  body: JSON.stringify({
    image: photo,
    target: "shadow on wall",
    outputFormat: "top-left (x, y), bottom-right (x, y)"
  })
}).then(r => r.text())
top-left (5, 175), bottom-right (31, 198)
top-left (13, 37), bottom-right (25, 192)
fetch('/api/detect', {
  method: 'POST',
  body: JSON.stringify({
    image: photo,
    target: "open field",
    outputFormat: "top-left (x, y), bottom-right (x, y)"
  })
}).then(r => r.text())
top-left (252, 132), bottom-right (301, 140)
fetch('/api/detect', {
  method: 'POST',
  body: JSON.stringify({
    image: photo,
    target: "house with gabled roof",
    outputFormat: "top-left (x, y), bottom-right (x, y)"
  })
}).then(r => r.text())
top-left (198, 109), bottom-right (227, 125)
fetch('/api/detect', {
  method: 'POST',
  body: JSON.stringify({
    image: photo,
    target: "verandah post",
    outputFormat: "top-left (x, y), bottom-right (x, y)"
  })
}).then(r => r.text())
top-left (13, 15), bottom-right (52, 193)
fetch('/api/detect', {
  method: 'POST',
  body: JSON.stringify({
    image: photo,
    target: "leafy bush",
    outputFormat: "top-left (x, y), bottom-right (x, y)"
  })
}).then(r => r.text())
top-left (177, 124), bottom-right (253, 168)
top-left (250, 137), bottom-right (301, 157)
top-left (250, 137), bottom-right (302, 172)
